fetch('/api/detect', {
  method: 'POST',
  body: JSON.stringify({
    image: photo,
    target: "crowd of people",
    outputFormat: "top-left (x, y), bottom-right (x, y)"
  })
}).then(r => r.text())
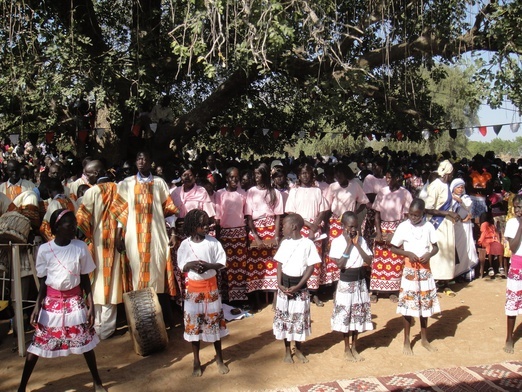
top-left (0, 140), bottom-right (521, 390)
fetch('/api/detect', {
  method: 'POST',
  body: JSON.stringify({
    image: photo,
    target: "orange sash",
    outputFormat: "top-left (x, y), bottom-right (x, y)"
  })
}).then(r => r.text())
top-left (404, 256), bottom-right (430, 271)
top-left (187, 276), bottom-right (218, 294)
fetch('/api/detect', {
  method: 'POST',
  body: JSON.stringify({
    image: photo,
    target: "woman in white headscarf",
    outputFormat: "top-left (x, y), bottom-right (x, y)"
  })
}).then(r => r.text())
top-left (422, 160), bottom-right (461, 296)
top-left (450, 178), bottom-right (478, 280)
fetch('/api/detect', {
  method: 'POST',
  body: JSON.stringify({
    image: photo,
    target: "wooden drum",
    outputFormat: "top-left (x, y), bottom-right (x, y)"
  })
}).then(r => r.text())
top-left (0, 212), bottom-right (31, 244)
top-left (123, 287), bottom-right (168, 356)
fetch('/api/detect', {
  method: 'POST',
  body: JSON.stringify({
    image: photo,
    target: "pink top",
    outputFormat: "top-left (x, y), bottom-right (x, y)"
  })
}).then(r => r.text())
top-left (171, 185), bottom-right (216, 218)
top-left (362, 174), bottom-right (388, 194)
top-left (214, 188), bottom-right (246, 228)
top-left (245, 186), bottom-right (284, 220)
top-left (325, 181), bottom-right (369, 217)
top-left (285, 186), bottom-right (328, 221)
top-left (372, 186), bottom-right (412, 222)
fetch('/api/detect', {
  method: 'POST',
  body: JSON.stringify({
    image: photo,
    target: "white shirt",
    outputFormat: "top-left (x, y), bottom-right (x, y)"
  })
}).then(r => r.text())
top-left (177, 236), bottom-right (226, 280)
top-left (36, 239), bottom-right (96, 291)
top-left (505, 218), bottom-right (522, 256)
top-left (391, 219), bottom-right (437, 258)
top-left (329, 235), bottom-right (371, 269)
top-left (274, 237), bottom-right (321, 277)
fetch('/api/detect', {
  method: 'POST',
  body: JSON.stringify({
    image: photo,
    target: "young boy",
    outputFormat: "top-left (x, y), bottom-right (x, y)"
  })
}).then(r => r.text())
top-left (273, 213), bottom-right (321, 363)
top-left (390, 198), bottom-right (440, 355)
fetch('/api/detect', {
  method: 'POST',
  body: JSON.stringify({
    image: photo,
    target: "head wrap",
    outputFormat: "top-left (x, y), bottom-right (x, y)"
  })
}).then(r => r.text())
top-left (450, 178), bottom-right (465, 193)
top-left (437, 160), bottom-right (453, 177)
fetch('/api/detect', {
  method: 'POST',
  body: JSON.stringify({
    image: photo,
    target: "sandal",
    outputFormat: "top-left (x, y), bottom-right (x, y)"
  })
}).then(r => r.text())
top-left (443, 287), bottom-right (456, 297)
top-left (312, 295), bottom-right (324, 307)
top-left (370, 294), bottom-right (378, 304)
top-left (488, 267), bottom-right (495, 277)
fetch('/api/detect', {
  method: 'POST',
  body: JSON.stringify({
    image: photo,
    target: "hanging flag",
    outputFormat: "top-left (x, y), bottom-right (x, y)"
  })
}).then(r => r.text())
top-left (45, 131), bottom-right (55, 144)
top-left (298, 131), bottom-right (306, 139)
top-left (511, 123), bottom-right (520, 133)
top-left (131, 124), bottom-right (140, 137)
top-left (220, 126), bottom-right (229, 136)
top-left (385, 133), bottom-right (391, 142)
top-left (421, 129), bottom-right (430, 140)
top-left (150, 123), bottom-right (158, 133)
top-left (96, 128), bottom-right (105, 138)
top-left (343, 133), bottom-right (349, 140)
top-left (310, 130), bottom-right (316, 138)
top-left (262, 128), bottom-right (270, 136)
top-left (433, 129), bottom-right (440, 134)
top-left (367, 134), bottom-right (373, 141)
top-left (449, 128), bottom-right (457, 139)
top-left (464, 127), bottom-right (473, 137)
top-left (9, 133), bottom-right (19, 145)
top-left (396, 131), bottom-right (403, 141)
top-left (374, 134), bottom-right (381, 141)
top-left (330, 133), bottom-right (338, 140)
top-left (319, 132), bottom-right (326, 140)
top-left (273, 130), bottom-right (280, 139)
top-left (478, 126), bottom-right (487, 136)
top-left (234, 127), bottom-right (243, 137)
top-left (78, 129), bottom-right (89, 143)
top-left (493, 125), bottom-right (502, 135)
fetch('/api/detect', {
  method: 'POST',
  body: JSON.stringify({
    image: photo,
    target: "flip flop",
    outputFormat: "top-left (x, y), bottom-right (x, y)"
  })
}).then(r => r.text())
top-left (443, 287), bottom-right (456, 297)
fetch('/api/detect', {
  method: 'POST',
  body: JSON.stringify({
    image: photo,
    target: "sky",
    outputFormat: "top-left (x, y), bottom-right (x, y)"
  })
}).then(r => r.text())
top-left (468, 101), bottom-right (522, 142)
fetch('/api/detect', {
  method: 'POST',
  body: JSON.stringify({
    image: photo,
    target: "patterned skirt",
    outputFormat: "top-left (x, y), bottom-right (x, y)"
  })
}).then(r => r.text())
top-left (273, 288), bottom-right (311, 341)
top-left (370, 221), bottom-right (404, 292)
top-left (331, 279), bottom-right (373, 333)
top-left (323, 216), bottom-right (342, 285)
top-left (247, 216), bottom-right (278, 292)
top-left (27, 287), bottom-right (99, 358)
top-left (361, 208), bottom-right (377, 251)
top-left (220, 226), bottom-right (248, 301)
top-left (505, 267), bottom-right (522, 316)
top-left (183, 277), bottom-right (229, 342)
top-left (300, 223), bottom-right (323, 290)
top-left (396, 266), bottom-right (440, 318)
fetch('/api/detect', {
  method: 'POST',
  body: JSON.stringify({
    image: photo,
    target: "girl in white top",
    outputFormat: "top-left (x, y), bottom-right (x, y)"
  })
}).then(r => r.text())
top-left (390, 199), bottom-right (440, 356)
top-left (177, 209), bottom-right (229, 377)
top-left (503, 194), bottom-right (522, 354)
top-left (329, 211), bottom-right (373, 362)
top-left (18, 209), bottom-right (105, 392)
top-left (273, 213), bottom-right (321, 364)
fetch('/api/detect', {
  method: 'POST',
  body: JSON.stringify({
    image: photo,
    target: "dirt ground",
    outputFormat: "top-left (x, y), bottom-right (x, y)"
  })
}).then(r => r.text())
top-left (0, 275), bottom-right (520, 392)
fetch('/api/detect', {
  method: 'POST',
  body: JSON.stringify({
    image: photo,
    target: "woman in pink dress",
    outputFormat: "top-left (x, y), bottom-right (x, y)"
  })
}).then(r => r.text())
top-left (285, 163), bottom-right (328, 306)
top-left (325, 163), bottom-right (369, 284)
top-left (370, 167), bottom-right (412, 303)
top-left (170, 164), bottom-right (216, 296)
top-left (245, 163), bottom-right (284, 295)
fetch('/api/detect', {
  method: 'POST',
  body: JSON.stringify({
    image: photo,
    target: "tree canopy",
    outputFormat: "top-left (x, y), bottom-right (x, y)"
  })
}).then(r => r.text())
top-left (1, 0), bottom-right (520, 162)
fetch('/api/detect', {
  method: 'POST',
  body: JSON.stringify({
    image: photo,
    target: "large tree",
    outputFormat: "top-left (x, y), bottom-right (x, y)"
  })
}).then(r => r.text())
top-left (0, 0), bottom-right (520, 162)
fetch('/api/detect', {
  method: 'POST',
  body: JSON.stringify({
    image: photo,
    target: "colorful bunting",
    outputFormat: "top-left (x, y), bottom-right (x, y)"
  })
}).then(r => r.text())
top-left (449, 128), bottom-right (457, 139)
top-left (479, 126), bottom-right (487, 136)
top-left (45, 131), bottom-right (55, 144)
top-left (273, 130), bottom-right (280, 139)
top-left (493, 125), bottom-right (502, 135)
top-left (220, 126), bottom-right (229, 136)
top-left (511, 123), bottom-right (520, 133)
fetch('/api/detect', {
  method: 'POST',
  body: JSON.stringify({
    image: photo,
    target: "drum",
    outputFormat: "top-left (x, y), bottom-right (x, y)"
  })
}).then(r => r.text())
top-left (0, 212), bottom-right (31, 243)
top-left (123, 287), bottom-right (168, 356)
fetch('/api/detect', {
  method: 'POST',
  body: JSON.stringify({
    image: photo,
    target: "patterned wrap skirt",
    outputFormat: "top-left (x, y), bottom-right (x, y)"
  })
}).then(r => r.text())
top-left (183, 276), bottom-right (229, 342)
top-left (273, 287), bottom-right (311, 342)
top-left (370, 221), bottom-right (404, 292)
top-left (247, 216), bottom-right (279, 292)
top-left (396, 259), bottom-right (441, 318)
top-left (331, 279), bottom-right (373, 333)
top-left (506, 256), bottom-right (522, 316)
top-left (220, 226), bottom-right (248, 301)
top-left (323, 216), bottom-right (342, 285)
top-left (300, 222), bottom-right (323, 290)
top-left (27, 286), bottom-right (99, 358)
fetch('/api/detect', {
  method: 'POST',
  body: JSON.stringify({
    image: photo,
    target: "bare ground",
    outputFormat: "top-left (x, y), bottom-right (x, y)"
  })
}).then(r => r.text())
top-left (1, 276), bottom-right (521, 392)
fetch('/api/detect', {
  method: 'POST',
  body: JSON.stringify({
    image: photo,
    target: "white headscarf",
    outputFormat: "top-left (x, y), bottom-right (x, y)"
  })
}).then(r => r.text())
top-left (437, 160), bottom-right (453, 177)
top-left (450, 178), bottom-right (465, 193)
